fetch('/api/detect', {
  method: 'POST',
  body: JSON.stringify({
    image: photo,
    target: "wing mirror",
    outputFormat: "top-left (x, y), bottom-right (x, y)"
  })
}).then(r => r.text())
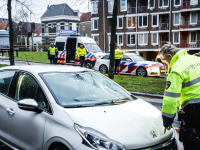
top-left (126, 59), bottom-right (132, 62)
top-left (18, 99), bottom-right (42, 113)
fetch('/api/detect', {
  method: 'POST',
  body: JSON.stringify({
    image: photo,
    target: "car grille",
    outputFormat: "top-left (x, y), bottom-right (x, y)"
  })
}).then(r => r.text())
top-left (129, 138), bottom-right (177, 150)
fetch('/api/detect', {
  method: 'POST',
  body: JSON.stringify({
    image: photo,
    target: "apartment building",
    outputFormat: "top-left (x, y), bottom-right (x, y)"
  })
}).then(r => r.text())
top-left (91, 0), bottom-right (200, 60)
top-left (41, 3), bottom-right (80, 43)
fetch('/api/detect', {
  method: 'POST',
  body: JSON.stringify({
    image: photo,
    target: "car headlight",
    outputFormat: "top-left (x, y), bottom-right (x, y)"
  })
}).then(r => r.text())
top-left (74, 124), bottom-right (126, 150)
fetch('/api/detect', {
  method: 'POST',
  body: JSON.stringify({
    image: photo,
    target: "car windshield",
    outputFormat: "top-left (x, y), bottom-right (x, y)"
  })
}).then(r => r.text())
top-left (41, 71), bottom-right (136, 107)
top-left (128, 55), bottom-right (146, 61)
top-left (84, 43), bottom-right (102, 53)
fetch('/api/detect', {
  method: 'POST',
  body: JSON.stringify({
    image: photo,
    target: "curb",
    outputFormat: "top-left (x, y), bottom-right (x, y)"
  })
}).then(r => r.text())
top-left (129, 91), bottom-right (164, 98)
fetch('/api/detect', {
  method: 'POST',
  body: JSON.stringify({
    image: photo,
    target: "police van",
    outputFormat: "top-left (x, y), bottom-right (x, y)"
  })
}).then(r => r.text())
top-left (55, 36), bottom-right (104, 68)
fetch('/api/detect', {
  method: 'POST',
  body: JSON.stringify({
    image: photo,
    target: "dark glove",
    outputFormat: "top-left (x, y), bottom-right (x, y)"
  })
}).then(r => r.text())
top-left (162, 115), bottom-right (174, 128)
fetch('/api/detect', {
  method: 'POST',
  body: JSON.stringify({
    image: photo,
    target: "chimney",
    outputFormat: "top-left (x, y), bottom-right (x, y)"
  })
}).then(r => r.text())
top-left (47, 4), bottom-right (49, 9)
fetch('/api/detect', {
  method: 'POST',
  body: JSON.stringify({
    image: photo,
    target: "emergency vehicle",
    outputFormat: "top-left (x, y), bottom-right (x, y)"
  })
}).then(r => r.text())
top-left (55, 36), bottom-right (104, 68)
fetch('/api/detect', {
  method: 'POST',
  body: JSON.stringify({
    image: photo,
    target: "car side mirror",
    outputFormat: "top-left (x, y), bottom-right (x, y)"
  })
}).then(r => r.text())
top-left (126, 59), bottom-right (132, 62)
top-left (18, 99), bottom-right (42, 113)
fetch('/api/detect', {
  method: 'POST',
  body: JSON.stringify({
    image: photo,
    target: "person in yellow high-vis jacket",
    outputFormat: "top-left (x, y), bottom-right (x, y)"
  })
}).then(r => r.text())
top-left (156, 43), bottom-right (200, 150)
top-left (77, 43), bottom-right (87, 67)
top-left (48, 43), bottom-right (58, 64)
top-left (115, 44), bottom-right (127, 74)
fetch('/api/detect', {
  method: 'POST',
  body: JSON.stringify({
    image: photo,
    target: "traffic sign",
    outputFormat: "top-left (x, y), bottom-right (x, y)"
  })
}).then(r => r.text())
top-left (59, 30), bottom-right (77, 35)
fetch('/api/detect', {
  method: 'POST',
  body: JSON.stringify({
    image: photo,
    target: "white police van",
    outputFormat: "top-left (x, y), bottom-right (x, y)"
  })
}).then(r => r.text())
top-left (55, 36), bottom-right (104, 68)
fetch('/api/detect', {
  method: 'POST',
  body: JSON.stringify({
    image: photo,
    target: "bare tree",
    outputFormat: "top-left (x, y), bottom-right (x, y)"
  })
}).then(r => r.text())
top-left (0, 0), bottom-right (33, 65)
top-left (108, 0), bottom-right (118, 79)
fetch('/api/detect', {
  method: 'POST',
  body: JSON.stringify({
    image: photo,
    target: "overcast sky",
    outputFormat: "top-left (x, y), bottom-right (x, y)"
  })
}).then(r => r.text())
top-left (0, 0), bottom-right (91, 23)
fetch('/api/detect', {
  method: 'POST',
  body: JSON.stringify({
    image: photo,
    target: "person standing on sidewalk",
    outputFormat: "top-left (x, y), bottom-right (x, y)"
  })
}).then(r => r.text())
top-left (156, 43), bottom-right (200, 150)
top-left (77, 43), bottom-right (87, 67)
top-left (48, 43), bottom-right (58, 64)
top-left (114, 44), bottom-right (126, 74)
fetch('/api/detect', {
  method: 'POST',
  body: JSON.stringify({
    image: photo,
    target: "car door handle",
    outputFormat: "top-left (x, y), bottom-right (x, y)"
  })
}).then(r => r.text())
top-left (7, 108), bottom-right (15, 116)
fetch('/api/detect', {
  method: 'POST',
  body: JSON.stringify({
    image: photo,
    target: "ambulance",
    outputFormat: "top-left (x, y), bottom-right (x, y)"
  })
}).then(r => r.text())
top-left (55, 36), bottom-right (104, 68)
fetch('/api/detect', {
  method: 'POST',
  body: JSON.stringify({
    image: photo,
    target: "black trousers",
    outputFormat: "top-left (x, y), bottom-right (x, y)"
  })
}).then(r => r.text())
top-left (49, 55), bottom-right (56, 64)
top-left (180, 104), bottom-right (200, 150)
top-left (80, 56), bottom-right (85, 67)
top-left (115, 59), bottom-right (121, 73)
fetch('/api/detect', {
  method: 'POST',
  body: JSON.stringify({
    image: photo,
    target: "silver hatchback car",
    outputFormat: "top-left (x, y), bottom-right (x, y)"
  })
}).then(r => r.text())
top-left (0, 65), bottom-right (177, 150)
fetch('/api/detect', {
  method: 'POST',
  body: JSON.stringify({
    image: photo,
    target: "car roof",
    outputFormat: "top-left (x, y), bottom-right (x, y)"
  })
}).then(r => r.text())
top-left (0, 65), bottom-right (92, 74)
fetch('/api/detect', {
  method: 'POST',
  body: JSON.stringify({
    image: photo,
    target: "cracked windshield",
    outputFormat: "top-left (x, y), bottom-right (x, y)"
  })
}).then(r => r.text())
top-left (41, 71), bottom-right (134, 106)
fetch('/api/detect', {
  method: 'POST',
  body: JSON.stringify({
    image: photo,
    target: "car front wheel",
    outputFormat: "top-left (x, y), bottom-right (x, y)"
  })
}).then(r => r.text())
top-left (85, 61), bottom-right (91, 69)
top-left (136, 67), bottom-right (147, 77)
top-left (99, 65), bottom-right (108, 74)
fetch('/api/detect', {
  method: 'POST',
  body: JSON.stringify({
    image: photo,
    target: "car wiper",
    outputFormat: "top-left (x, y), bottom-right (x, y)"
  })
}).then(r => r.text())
top-left (112, 99), bottom-right (132, 103)
top-left (95, 101), bottom-right (114, 106)
top-left (63, 104), bottom-right (95, 108)
top-left (95, 99), bottom-right (132, 106)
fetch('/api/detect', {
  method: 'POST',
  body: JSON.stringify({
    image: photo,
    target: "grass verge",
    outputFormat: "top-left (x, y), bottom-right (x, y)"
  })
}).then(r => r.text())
top-left (107, 74), bottom-right (166, 95)
top-left (4, 52), bottom-right (49, 63)
top-left (0, 64), bottom-right (7, 68)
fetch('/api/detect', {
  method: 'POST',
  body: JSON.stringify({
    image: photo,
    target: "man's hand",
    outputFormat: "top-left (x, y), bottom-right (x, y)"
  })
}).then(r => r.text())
top-left (164, 125), bottom-right (172, 134)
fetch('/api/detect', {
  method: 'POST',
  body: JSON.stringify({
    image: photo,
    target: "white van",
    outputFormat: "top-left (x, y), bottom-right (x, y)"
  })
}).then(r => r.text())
top-left (55, 36), bottom-right (104, 68)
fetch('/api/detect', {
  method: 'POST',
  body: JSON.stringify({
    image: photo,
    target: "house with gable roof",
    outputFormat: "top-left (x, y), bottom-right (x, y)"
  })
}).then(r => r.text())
top-left (41, 3), bottom-right (80, 43)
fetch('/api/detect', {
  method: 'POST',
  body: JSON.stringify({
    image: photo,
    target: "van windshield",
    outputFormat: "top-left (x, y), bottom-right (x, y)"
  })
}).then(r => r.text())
top-left (41, 71), bottom-right (137, 107)
top-left (84, 43), bottom-right (102, 53)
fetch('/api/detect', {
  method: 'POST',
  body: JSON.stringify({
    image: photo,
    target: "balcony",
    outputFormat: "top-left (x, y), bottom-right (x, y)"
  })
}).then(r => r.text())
top-left (180, 20), bottom-right (200, 28)
top-left (181, 1), bottom-right (190, 9)
top-left (159, 23), bottom-right (169, 30)
top-left (127, 7), bottom-right (136, 14)
top-left (138, 6), bottom-right (148, 13)
top-left (180, 40), bottom-right (200, 48)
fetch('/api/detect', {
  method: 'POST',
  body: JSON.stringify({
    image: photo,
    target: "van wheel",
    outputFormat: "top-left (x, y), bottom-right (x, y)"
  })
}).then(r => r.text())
top-left (49, 143), bottom-right (69, 150)
top-left (53, 146), bottom-right (66, 150)
top-left (85, 61), bottom-right (91, 69)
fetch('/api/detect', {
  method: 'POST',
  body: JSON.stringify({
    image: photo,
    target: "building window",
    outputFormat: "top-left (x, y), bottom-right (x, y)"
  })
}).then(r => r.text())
top-left (152, 33), bottom-right (158, 45)
top-left (190, 32), bottom-right (196, 42)
top-left (117, 34), bottom-right (123, 46)
top-left (152, 15), bottom-right (158, 27)
top-left (127, 17), bottom-right (135, 28)
top-left (117, 17), bottom-right (123, 29)
top-left (190, 12), bottom-right (197, 24)
top-left (174, 0), bottom-right (180, 6)
top-left (45, 24), bottom-right (48, 33)
top-left (127, 34), bottom-right (135, 45)
top-left (56, 23), bottom-right (60, 33)
top-left (108, 0), bottom-right (114, 13)
top-left (174, 13), bottom-right (180, 25)
top-left (93, 36), bottom-right (99, 44)
top-left (148, 0), bottom-right (155, 8)
top-left (65, 22), bottom-right (69, 30)
top-left (139, 16), bottom-right (148, 27)
top-left (92, 19), bottom-right (98, 30)
top-left (190, 0), bottom-right (198, 5)
top-left (92, 2), bottom-right (98, 14)
top-left (173, 32), bottom-right (179, 44)
top-left (159, 0), bottom-right (169, 7)
top-left (138, 33), bottom-right (148, 45)
top-left (121, 0), bottom-right (127, 11)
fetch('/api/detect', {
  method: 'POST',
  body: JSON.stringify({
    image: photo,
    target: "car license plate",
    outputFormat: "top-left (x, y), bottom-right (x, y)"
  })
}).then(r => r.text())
top-left (161, 70), bottom-right (166, 72)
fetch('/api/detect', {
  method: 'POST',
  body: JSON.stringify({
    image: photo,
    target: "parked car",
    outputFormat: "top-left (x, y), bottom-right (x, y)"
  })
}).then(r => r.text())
top-left (194, 52), bottom-right (200, 57)
top-left (0, 65), bottom-right (177, 150)
top-left (94, 53), bottom-right (166, 77)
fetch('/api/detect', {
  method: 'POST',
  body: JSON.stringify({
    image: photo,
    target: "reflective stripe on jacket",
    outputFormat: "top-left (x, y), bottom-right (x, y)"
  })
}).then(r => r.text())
top-left (162, 50), bottom-right (200, 118)
top-left (77, 47), bottom-right (87, 57)
top-left (48, 47), bottom-right (58, 55)
top-left (115, 48), bottom-right (126, 59)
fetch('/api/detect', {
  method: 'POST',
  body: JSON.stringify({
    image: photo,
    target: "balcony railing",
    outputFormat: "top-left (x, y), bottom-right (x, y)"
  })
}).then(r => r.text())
top-left (181, 1), bottom-right (190, 9)
top-left (138, 6), bottom-right (148, 13)
top-left (180, 40), bottom-right (200, 48)
top-left (127, 7), bottom-right (136, 14)
top-left (180, 20), bottom-right (200, 28)
top-left (159, 23), bottom-right (169, 30)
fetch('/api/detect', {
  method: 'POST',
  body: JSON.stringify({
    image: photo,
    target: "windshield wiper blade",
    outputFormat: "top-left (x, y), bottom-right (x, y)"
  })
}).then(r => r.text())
top-left (112, 99), bottom-right (132, 103)
top-left (95, 101), bottom-right (114, 106)
top-left (64, 104), bottom-right (95, 108)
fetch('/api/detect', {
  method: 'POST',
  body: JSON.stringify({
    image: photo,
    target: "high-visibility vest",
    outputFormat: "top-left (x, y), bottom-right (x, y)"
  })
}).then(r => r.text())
top-left (115, 48), bottom-right (126, 59)
top-left (162, 50), bottom-right (200, 119)
top-left (77, 47), bottom-right (87, 57)
top-left (48, 46), bottom-right (57, 55)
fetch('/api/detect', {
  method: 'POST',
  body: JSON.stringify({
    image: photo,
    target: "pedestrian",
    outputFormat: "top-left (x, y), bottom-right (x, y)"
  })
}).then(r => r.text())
top-left (48, 43), bottom-right (58, 64)
top-left (156, 43), bottom-right (200, 150)
top-left (114, 44), bottom-right (126, 74)
top-left (77, 43), bottom-right (87, 67)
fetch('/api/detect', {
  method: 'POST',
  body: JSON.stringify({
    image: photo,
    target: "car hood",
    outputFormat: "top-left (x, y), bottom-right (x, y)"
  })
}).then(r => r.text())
top-left (64, 99), bottom-right (173, 149)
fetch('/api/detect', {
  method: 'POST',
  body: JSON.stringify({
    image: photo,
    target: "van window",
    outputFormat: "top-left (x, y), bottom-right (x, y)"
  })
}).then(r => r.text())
top-left (56, 42), bottom-right (65, 51)
top-left (0, 71), bottom-right (15, 96)
top-left (84, 43), bottom-right (102, 53)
